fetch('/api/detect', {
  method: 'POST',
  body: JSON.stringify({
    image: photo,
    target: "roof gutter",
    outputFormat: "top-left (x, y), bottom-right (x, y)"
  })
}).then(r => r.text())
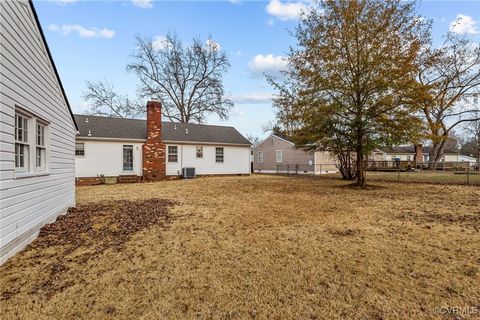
top-left (76, 136), bottom-right (251, 146)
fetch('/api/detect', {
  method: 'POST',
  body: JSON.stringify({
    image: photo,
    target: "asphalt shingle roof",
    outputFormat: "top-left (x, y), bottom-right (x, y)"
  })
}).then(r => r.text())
top-left (74, 115), bottom-right (251, 146)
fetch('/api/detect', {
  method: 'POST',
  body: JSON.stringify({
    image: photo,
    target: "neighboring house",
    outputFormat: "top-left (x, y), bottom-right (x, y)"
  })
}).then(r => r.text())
top-left (74, 100), bottom-right (251, 184)
top-left (252, 134), bottom-right (337, 174)
top-left (0, 1), bottom-right (77, 264)
top-left (372, 145), bottom-right (475, 163)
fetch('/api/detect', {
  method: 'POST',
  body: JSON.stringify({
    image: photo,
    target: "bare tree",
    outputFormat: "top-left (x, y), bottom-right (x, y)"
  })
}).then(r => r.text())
top-left (418, 32), bottom-right (480, 167)
top-left (82, 81), bottom-right (144, 118)
top-left (461, 116), bottom-right (480, 162)
top-left (246, 134), bottom-right (261, 148)
top-left (127, 33), bottom-right (233, 123)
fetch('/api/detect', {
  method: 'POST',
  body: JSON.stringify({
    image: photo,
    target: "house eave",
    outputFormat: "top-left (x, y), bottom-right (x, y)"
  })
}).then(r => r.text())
top-left (75, 136), bottom-right (251, 146)
top-left (76, 137), bottom-right (147, 143)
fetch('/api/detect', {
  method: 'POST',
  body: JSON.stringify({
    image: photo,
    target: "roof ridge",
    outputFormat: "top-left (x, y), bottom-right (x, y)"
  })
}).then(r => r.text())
top-left (74, 114), bottom-right (236, 128)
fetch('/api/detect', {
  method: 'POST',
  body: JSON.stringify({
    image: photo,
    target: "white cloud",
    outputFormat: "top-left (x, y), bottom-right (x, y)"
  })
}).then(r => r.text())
top-left (450, 14), bottom-right (479, 35)
top-left (248, 54), bottom-right (287, 78)
top-left (49, 24), bottom-right (115, 39)
top-left (132, 0), bottom-right (154, 9)
top-left (152, 35), bottom-right (169, 50)
top-left (230, 106), bottom-right (246, 117)
top-left (266, 0), bottom-right (307, 21)
top-left (232, 92), bottom-right (273, 104)
top-left (206, 39), bottom-right (221, 51)
top-left (229, 0), bottom-right (242, 4)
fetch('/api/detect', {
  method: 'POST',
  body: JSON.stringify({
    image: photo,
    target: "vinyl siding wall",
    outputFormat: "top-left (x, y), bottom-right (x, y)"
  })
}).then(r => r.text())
top-left (75, 140), bottom-right (251, 177)
top-left (313, 151), bottom-right (338, 174)
top-left (0, 1), bottom-right (76, 264)
top-left (165, 144), bottom-right (250, 176)
top-left (75, 140), bottom-right (144, 177)
top-left (253, 135), bottom-right (315, 173)
top-left (383, 153), bottom-right (460, 162)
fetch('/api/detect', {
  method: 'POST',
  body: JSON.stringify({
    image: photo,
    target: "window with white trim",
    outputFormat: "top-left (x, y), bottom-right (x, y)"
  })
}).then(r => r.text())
top-left (14, 110), bottom-right (49, 175)
top-left (257, 151), bottom-right (263, 163)
top-left (168, 145), bottom-right (178, 162)
top-left (15, 113), bottom-right (30, 172)
top-left (75, 143), bottom-right (85, 156)
top-left (276, 150), bottom-right (283, 163)
top-left (123, 145), bottom-right (133, 171)
top-left (36, 122), bottom-right (46, 170)
top-left (215, 147), bottom-right (224, 163)
top-left (196, 146), bottom-right (203, 158)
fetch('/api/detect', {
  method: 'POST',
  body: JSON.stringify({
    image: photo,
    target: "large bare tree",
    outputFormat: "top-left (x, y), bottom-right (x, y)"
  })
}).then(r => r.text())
top-left (417, 32), bottom-right (480, 167)
top-left (270, 0), bottom-right (428, 187)
top-left (83, 81), bottom-right (144, 118)
top-left (127, 33), bottom-right (233, 123)
top-left (461, 117), bottom-right (480, 162)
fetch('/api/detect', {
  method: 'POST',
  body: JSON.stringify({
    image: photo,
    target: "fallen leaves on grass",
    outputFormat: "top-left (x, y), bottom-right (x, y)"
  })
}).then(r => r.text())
top-left (1, 198), bottom-right (175, 300)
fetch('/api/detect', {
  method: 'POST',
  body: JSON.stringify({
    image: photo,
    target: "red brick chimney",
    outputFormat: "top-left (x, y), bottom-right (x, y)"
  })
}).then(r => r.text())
top-left (414, 144), bottom-right (423, 167)
top-left (142, 100), bottom-right (166, 181)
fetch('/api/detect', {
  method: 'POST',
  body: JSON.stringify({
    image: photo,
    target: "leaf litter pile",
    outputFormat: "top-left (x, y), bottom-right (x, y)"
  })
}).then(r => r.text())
top-left (1, 198), bottom-right (175, 300)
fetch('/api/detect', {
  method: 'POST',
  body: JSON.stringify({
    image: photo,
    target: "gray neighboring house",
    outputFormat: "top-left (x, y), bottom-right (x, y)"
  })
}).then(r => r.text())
top-left (0, 0), bottom-right (77, 264)
top-left (252, 134), bottom-right (337, 174)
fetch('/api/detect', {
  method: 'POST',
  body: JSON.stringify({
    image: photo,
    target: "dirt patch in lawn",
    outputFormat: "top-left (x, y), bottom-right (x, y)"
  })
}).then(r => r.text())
top-left (1, 175), bottom-right (479, 319)
top-left (1, 198), bottom-right (174, 301)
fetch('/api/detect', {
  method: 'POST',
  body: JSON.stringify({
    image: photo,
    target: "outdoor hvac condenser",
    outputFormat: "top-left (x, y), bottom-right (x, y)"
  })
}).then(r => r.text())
top-left (182, 167), bottom-right (196, 179)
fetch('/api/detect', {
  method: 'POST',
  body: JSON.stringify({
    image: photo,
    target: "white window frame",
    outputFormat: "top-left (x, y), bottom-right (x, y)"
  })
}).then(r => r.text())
top-left (35, 120), bottom-right (47, 171)
top-left (196, 146), bottom-right (203, 158)
top-left (168, 145), bottom-right (178, 163)
top-left (123, 145), bottom-right (134, 172)
top-left (75, 143), bottom-right (85, 156)
top-left (14, 109), bottom-right (50, 177)
top-left (14, 112), bottom-right (30, 173)
top-left (215, 147), bottom-right (224, 163)
top-left (276, 150), bottom-right (283, 163)
top-left (257, 151), bottom-right (263, 163)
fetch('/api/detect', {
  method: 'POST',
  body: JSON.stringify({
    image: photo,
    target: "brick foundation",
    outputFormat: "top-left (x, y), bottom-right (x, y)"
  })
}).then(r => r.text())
top-left (76, 177), bottom-right (103, 186)
top-left (142, 100), bottom-right (166, 181)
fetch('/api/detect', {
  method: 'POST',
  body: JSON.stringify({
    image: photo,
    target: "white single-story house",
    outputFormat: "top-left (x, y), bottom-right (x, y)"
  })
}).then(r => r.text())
top-left (252, 134), bottom-right (338, 174)
top-left (371, 145), bottom-right (476, 163)
top-left (0, 0), bottom-right (77, 264)
top-left (74, 101), bottom-right (251, 184)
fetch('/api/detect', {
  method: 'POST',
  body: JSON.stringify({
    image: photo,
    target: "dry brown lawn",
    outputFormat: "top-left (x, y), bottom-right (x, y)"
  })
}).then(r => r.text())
top-left (1, 175), bottom-right (479, 319)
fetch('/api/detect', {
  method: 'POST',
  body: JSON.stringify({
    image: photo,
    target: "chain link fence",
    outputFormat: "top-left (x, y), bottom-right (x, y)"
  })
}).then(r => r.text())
top-left (271, 161), bottom-right (480, 186)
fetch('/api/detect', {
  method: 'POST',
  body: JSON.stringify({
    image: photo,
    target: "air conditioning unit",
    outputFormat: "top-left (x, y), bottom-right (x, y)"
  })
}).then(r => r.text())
top-left (182, 167), bottom-right (196, 179)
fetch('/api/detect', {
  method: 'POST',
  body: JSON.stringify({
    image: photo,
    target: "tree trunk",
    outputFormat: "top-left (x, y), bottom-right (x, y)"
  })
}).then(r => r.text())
top-left (429, 138), bottom-right (447, 170)
top-left (356, 148), bottom-right (366, 188)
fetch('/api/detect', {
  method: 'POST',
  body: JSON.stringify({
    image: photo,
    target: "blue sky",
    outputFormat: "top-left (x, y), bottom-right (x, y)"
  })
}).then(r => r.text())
top-left (35, 0), bottom-right (480, 138)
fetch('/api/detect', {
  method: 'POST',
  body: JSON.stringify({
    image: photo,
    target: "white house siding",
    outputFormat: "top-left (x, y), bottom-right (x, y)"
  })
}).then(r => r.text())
top-left (385, 153), bottom-right (460, 162)
top-left (166, 144), bottom-right (250, 176)
top-left (0, 1), bottom-right (76, 264)
top-left (75, 140), bottom-right (144, 177)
